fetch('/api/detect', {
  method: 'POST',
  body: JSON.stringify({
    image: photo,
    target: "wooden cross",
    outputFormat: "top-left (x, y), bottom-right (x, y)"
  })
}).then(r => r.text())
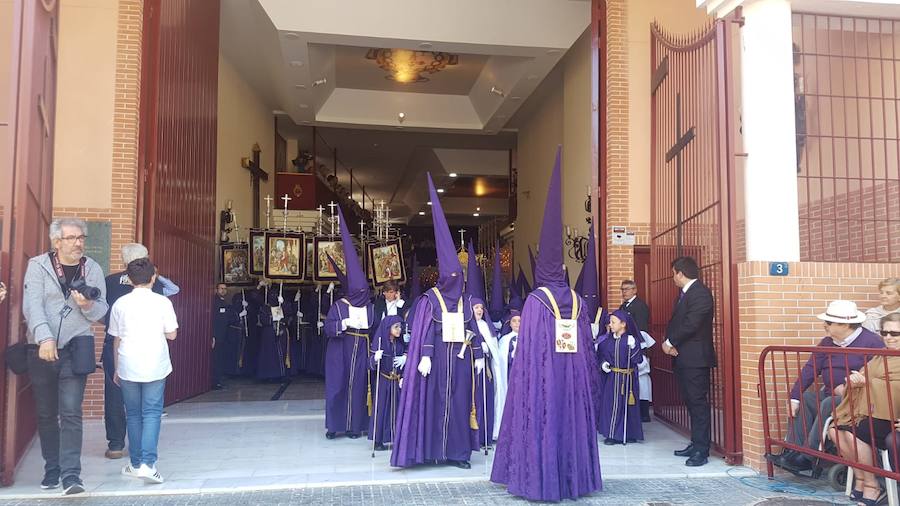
top-left (316, 205), bottom-right (325, 235)
top-left (240, 143), bottom-right (269, 228)
top-left (664, 93), bottom-right (696, 256)
top-left (264, 194), bottom-right (273, 229)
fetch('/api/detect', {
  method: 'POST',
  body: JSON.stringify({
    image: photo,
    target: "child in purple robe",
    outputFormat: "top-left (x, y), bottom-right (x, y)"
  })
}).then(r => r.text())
top-left (597, 309), bottom-right (644, 445)
top-left (368, 315), bottom-right (406, 450)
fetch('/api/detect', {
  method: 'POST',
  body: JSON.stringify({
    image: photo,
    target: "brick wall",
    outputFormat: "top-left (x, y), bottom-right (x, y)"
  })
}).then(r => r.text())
top-left (738, 261), bottom-right (900, 471)
top-left (51, 0), bottom-right (143, 419)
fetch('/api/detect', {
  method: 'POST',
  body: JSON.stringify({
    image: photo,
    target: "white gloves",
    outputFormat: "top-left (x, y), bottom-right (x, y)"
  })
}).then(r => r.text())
top-left (374, 349), bottom-right (384, 362)
top-left (418, 356), bottom-right (432, 377)
top-left (601, 361), bottom-right (611, 373)
top-left (294, 291), bottom-right (301, 302)
top-left (627, 335), bottom-right (636, 349)
top-left (242, 299), bottom-right (249, 308)
top-left (341, 318), bottom-right (352, 331)
top-left (474, 358), bottom-right (485, 374)
top-left (327, 282), bottom-right (335, 294)
top-left (590, 323), bottom-right (600, 338)
top-left (297, 312), bottom-right (303, 318)
top-left (278, 296), bottom-right (284, 304)
top-left (393, 355), bottom-right (407, 369)
top-left (482, 344), bottom-right (491, 357)
top-left (316, 321), bottom-right (324, 329)
top-left (399, 378), bottom-right (404, 389)
top-left (493, 321), bottom-right (502, 331)
top-left (239, 310), bottom-right (247, 318)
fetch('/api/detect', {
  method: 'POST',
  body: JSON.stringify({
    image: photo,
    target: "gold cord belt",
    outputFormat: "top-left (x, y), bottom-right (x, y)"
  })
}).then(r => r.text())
top-left (610, 367), bottom-right (634, 374)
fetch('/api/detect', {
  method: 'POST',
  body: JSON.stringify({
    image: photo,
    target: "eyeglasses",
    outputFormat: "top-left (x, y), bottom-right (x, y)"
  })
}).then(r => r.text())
top-left (881, 330), bottom-right (900, 337)
top-left (621, 287), bottom-right (636, 292)
top-left (60, 235), bottom-right (87, 243)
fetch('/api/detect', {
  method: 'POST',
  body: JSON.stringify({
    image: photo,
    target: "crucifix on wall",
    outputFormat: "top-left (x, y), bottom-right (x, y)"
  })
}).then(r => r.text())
top-left (241, 143), bottom-right (269, 228)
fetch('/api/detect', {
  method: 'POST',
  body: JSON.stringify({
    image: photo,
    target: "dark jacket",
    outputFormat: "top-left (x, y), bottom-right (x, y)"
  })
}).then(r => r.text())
top-left (665, 280), bottom-right (716, 369)
top-left (371, 295), bottom-right (409, 335)
top-left (620, 296), bottom-right (650, 333)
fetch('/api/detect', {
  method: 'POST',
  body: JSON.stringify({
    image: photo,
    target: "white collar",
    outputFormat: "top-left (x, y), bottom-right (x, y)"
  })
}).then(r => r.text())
top-left (625, 295), bottom-right (637, 304)
top-left (682, 278), bottom-right (697, 293)
top-left (833, 327), bottom-right (864, 348)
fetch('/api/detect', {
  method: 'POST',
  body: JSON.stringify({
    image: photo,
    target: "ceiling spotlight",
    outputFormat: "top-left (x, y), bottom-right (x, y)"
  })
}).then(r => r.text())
top-left (312, 78), bottom-right (327, 87)
top-left (490, 86), bottom-right (505, 97)
top-left (418, 211), bottom-right (425, 216)
top-left (476, 207), bottom-right (481, 211)
top-left (437, 188), bottom-right (445, 193)
top-left (289, 60), bottom-right (304, 67)
top-left (473, 213), bottom-right (480, 217)
top-left (418, 42), bottom-right (433, 49)
top-left (427, 201), bottom-right (432, 206)
top-left (295, 84), bottom-right (306, 89)
top-left (398, 112), bottom-right (406, 123)
top-left (284, 32), bottom-right (300, 40)
top-left (449, 172), bottom-right (458, 178)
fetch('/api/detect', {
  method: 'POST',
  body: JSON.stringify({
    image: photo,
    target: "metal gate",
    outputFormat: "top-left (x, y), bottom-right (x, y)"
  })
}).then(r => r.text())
top-left (139, 0), bottom-right (220, 404)
top-left (648, 19), bottom-right (742, 462)
top-left (0, 0), bottom-right (59, 485)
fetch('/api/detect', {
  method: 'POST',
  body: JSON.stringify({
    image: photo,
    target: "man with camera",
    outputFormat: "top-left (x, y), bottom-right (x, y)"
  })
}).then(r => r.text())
top-left (22, 218), bottom-right (108, 495)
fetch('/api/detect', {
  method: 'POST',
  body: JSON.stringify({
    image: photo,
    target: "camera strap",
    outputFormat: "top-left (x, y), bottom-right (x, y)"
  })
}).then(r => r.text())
top-left (48, 251), bottom-right (86, 299)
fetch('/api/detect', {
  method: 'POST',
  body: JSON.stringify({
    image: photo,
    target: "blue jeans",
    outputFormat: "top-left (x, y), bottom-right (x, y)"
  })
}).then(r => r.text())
top-left (119, 378), bottom-right (166, 468)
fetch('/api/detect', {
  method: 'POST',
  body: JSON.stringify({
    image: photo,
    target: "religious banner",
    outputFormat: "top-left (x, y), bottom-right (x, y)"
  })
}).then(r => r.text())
top-left (367, 238), bottom-right (406, 286)
top-left (249, 229), bottom-right (266, 276)
top-left (264, 231), bottom-right (305, 281)
top-left (220, 243), bottom-right (253, 286)
top-left (314, 238), bottom-right (345, 282)
top-left (274, 173), bottom-right (318, 210)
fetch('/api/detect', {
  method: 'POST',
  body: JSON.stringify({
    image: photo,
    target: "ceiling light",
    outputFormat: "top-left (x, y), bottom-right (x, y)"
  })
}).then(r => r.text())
top-left (437, 188), bottom-right (445, 193)
top-left (290, 60), bottom-right (304, 67)
top-left (295, 84), bottom-right (306, 89)
top-left (449, 173), bottom-right (458, 178)
top-left (473, 213), bottom-right (480, 217)
top-left (476, 207), bottom-right (480, 211)
top-left (490, 86), bottom-right (505, 97)
top-left (418, 211), bottom-right (425, 215)
top-left (366, 48), bottom-right (458, 83)
top-left (398, 112), bottom-right (405, 123)
top-left (312, 78), bottom-right (327, 87)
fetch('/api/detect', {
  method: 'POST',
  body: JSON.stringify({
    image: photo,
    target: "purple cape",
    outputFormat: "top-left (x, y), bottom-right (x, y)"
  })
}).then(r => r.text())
top-left (324, 298), bottom-right (375, 434)
top-left (368, 315), bottom-right (405, 444)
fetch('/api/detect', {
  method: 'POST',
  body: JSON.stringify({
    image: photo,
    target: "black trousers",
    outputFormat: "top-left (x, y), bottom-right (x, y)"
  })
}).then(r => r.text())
top-left (101, 335), bottom-right (126, 451)
top-left (27, 346), bottom-right (88, 480)
top-left (675, 366), bottom-right (712, 456)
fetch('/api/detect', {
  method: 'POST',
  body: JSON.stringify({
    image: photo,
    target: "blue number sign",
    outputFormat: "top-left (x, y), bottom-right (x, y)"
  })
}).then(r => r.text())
top-left (769, 262), bottom-right (789, 276)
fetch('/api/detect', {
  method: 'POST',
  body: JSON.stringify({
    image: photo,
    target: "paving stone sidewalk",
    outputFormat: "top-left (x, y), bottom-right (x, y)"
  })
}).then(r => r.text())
top-left (0, 476), bottom-right (857, 505)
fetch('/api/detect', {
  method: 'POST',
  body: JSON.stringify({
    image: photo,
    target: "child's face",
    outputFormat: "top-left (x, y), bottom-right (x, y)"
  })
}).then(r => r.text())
top-left (390, 323), bottom-right (402, 338)
top-left (609, 315), bottom-right (626, 335)
top-left (510, 316), bottom-right (521, 333)
top-left (473, 304), bottom-right (484, 320)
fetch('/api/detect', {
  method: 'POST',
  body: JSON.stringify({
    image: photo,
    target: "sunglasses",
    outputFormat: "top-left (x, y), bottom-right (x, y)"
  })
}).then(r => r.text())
top-left (881, 330), bottom-right (900, 337)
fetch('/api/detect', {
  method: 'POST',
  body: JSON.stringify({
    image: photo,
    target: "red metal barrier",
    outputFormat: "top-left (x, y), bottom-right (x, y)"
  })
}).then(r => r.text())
top-left (759, 345), bottom-right (900, 483)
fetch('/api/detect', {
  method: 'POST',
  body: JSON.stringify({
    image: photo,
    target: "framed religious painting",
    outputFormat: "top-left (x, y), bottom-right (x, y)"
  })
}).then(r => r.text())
top-left (249, 229), bottom-right (267, 276)
top-left (220, 243), bottom-right (254, 286)
top-left (264, 231), bottom-right (305, 281)
top-left (368, 238), bottom-right (406, 286)
top-left (313, 238), bottom-right (345, 282)
top-left (303, 237), bottom-right (316, 282)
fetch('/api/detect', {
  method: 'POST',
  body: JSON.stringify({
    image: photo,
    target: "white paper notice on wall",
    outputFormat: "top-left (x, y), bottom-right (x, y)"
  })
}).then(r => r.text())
top-left (611, 226), bottom-right (636, 246)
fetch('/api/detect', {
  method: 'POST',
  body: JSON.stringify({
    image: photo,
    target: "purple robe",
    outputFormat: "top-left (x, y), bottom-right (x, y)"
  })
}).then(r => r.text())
top-left (470, 317), bottom-right (497, 446)
top-left (597, 332), bottom-right (644, 442)
top-left (255, 298), bottom-right (293, 380)
top-left (491, 288), bottom-right (603, 501)
top-left (390, 292), bottom-right (484, 467)
top-left (324, 298), bottom-right (375, 434)
top-left (368, 330), bottom-right (406, 444)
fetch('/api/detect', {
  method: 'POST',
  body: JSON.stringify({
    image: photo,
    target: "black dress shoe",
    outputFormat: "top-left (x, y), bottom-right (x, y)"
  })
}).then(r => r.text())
top-left (604, 438), bottom-right (619, 446)
top-left (374, 443), bottom-right (387, 451)
top-left (685, 452), bottom-right (709, 467)
top-left (325, 431), bottom-right (336, 440)
top-left (346, 432), bottom-right (360, 439)
top-left (674, 444), bottom-right (695, 457)
top-left (448, 460), bottom-right (471, 469)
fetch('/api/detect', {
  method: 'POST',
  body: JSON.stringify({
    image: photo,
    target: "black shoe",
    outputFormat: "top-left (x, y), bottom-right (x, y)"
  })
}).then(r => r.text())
top-left (346, 432), bottom-right (360, 439)
top-left (212, 383), bottom-right (224, 391)
top-left (374, 443), bottom-right (387, 451)
top-left (604, 438), bottom-right (619, 446)
top-left (448, 460), bottom-right (471, 469)
top-left (40, 473), bottom-right (60, 490)
top-left (685, 453), bottom-right (709, 467)
top-left (674, 444), bottom-right (695, 457)
top-left (325, 431), bottom-right (336, 440)
top-left (62, 476), bottom-right (85, 495)
top-left (641, 416), bottom-right (652, 423)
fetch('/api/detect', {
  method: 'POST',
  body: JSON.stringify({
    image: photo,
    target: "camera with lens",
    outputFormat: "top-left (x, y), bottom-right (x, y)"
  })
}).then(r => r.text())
top-left (69, 279), bottom-right (101, 301)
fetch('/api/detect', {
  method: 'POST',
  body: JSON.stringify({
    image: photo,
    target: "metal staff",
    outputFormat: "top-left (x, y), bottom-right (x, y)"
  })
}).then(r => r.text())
top-left (371, 336), bottom-right (383, 458)
top-left (238, 288), bottom-right (248, 368)
top-left (482, 352), bottom-right (489, 455)
top-left (316, 284), bottom-right (323, 335)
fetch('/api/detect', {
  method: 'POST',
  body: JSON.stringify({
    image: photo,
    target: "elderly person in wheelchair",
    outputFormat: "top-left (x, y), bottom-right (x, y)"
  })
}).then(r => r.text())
top-left (828, 312), bottom-right (900, 506)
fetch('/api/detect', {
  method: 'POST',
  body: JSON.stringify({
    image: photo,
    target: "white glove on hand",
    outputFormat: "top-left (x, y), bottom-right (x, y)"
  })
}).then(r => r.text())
top-left (316, 321), bottom-right (324, 329)
top-left (418, 356), bottom-right (432, 377)
top-left (242, 299), bottom-right (249, 308)
top-left (627, 335), bottom-right (636, 349)
top-left (493, 321), bottom-right (502, 331)
top-left (601, 361), bottom-right (611, 373)
top-left (393, 355), bottom-right (407, 369)
top-left (278, 296), bottom-right (284, 304)
top-left (399, 378), bottom-right (404, 389)
top-left (374, 349), bottom-right (384, 362)
top-left (590, 323), bottom-right (600, 338)
top-left (482, 344), bottom-right (491, 357)
top-left (297, 312), bottom-right (303, 318)
top-left (341, 318), bottom-right (352, 331)
top-left (239, 310), bottom-right (247, 318)
top-left (474, 358), bottom-right (485, 374)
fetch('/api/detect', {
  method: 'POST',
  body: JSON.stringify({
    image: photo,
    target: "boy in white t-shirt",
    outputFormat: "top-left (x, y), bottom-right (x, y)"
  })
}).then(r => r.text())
top-left (108, 258), bottom-right (178, 484)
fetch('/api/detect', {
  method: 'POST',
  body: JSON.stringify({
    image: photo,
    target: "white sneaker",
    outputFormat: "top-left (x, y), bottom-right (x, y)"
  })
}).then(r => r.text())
top-left (137, 463), bottom-right (164, 484)
top-left (121, 464), bottom-right (140, 479)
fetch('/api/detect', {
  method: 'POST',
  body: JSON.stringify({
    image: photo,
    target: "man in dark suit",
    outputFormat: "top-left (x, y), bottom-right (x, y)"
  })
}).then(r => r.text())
top-left (371, 280), bottom-right (408, 333)
top-left (662, 256), bottom-right (715, 467)
top-left (619, 279), bottom-right (650, 332)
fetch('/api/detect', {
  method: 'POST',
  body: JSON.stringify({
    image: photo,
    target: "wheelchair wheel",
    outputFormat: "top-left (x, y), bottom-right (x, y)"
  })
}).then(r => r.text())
top-left (826, 463), bottom-right (848, 492)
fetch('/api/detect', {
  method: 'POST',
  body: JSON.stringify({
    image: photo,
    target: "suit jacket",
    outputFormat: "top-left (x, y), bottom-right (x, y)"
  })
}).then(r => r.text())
top-left (371, 295), bottom-right (410, 335)
top-left (619, 296), bottom-right (650, 333)
top-left (665, 280), bottom-right (716, 369)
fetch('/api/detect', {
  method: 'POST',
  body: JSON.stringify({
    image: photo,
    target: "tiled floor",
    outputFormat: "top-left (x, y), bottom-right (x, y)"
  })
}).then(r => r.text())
top-left (0, 380), bottom-right (753, 499)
